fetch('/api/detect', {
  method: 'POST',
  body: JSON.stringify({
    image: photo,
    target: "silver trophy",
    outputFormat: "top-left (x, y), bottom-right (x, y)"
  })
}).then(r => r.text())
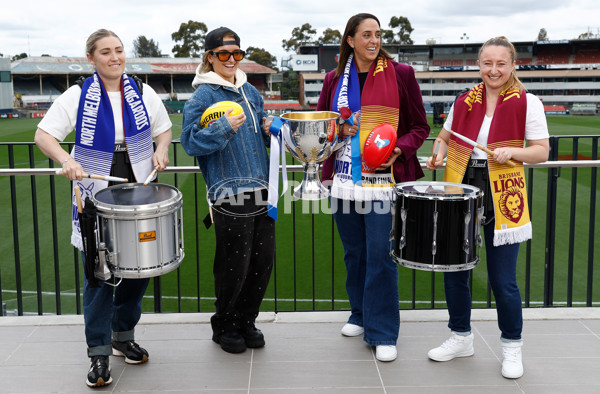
top-left (280, 111), bottom-right (344, 200)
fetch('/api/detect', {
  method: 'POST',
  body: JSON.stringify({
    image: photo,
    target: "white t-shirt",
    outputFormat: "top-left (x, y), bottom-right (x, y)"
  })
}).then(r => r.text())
top-left (443, 92), bottom-right (549, 160)
top-left (38, 83), bottom-right (172, 143)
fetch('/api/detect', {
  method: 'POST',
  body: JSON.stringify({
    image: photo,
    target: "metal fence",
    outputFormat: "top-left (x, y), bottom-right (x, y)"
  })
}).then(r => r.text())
top-left (0, 136), bottom-right (598, 316)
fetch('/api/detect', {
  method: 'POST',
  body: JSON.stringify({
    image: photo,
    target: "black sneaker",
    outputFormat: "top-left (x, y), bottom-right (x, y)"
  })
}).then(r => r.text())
top-left (86, 355), bottom-right (112, 388)
top-left (112, 340), bottom-right (149, 364)
top-left (212, 331), bottom-right (246, 353)
top-left (240, 325), bottom-right (265, 348)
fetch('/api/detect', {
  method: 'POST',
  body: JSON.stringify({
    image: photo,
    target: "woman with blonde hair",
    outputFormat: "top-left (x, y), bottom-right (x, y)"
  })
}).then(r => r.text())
top-left (35, 29), bottom-right (172, 387)
top-left (426, 36), bottom-right (549, 379)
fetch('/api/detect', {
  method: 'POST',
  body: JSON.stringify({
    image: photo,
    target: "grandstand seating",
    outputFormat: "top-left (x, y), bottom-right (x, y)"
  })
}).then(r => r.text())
top-left (573, 49), bottom-right (600, 64)
top-left (536, 45), bottom-right (571, 64)
top-left (13, 79), bottom-right (61, 96)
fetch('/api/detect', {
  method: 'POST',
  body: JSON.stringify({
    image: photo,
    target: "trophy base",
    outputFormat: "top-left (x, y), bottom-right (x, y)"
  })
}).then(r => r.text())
top-left (293, 181), bottom-right (329, 200)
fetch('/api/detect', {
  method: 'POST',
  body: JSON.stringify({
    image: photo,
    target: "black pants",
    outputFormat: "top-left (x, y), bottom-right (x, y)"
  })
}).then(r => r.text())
top-left (210, 189), bottom-right (275, 334)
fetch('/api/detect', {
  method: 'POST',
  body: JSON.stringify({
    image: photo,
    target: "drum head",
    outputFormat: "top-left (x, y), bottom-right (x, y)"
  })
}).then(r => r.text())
top-left (395, 181), bottom-right (481, 200)
top-left (95, 183), bottom-right (179, 206)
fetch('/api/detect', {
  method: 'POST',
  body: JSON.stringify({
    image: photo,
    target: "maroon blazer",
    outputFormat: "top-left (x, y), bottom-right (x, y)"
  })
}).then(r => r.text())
top-left (317, 59), bottom-right (430, 183)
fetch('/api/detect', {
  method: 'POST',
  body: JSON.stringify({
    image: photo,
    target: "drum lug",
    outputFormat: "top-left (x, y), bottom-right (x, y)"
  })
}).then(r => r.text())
top-left (463, 211), bottom-right (472, 262)
top-left (95, 242), bottom-right (113, 282)
top-left (399, 207), bottom-right (407, 250)
top-left (432, 209), bottom-right (438, 256)
top-left (476, 206), bottom-right (484, 247)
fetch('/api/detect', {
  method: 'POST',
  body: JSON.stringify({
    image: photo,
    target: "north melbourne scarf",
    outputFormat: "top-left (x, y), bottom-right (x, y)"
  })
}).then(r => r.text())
top-left (71, 72), bottom-right (153, 249)
top-left (331, 54), bottom-right (399, 201)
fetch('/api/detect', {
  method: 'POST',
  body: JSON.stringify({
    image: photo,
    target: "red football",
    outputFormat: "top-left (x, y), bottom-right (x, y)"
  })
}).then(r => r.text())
top-left (363, 123), bottom-right (397, 169)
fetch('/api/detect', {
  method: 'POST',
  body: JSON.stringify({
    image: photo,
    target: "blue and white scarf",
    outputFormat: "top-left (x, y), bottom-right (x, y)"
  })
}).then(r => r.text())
top-left (71, 72), bottom-right (154, 249)
top-left (332, 53), bottom-right (362, 186)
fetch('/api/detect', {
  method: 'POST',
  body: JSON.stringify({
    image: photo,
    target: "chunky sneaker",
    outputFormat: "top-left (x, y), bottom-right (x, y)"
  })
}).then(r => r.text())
top-left (86, 355), bottom-right (112, 388)
top-left (212, 331), bottom-right (246, 353)
top-left (501, 341), bottom-right (523, 379)
top-left (376, 345), bottom-right (397, 362)
top-left (240, 325), bottom-right (265, 348)
top-left (112, 340), bottom-right (149, 364)
top-left (428, 332), bottom-right (474, 361)
top-left (341, 323), bottom-right (364, 337)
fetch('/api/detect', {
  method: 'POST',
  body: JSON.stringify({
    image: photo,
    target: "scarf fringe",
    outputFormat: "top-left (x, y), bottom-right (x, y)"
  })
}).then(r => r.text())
top-left (71, 233), bottom-right (83, 252)
top-left (331, 185), bottom-right (395, 201)
top-left (493, 221), bottom-right (532, 246)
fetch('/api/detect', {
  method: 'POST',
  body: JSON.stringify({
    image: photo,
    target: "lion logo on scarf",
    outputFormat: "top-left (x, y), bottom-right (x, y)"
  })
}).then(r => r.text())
top-left (499, 186), bottom-right (525, 223)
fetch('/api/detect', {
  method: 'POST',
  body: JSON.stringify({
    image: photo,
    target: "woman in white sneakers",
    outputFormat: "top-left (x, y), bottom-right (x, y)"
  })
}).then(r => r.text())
top-left (426, 36), bottom-right (549, 379)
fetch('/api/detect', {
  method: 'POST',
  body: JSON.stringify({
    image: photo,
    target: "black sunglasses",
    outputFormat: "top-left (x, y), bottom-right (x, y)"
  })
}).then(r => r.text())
top-left (209, 50), bottom-right (245, 62)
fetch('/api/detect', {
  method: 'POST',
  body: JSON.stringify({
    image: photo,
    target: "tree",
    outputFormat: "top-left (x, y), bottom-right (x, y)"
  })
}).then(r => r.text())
top-left (171, 20), bottom-right (207, 58)
top-left (133, 36), bottom-right (162, 57)
top-left (11, 53), bottom-right (27, 61)
top-left (246, 46), bottom-right (277, 69)
top-left (282, 23), bottom-right (316, 52)
top-left (383, 16), bottom-right (414, 45)
top-left (537, 28), bottom-right (548, 41)
top-left (318, 28), bottom-right (342, 45)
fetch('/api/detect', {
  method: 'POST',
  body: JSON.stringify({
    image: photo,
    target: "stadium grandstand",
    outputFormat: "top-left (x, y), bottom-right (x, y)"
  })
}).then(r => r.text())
top-left (3, 38), bottom-right (600, 117)
top-left (292, 38), bottom-right (600, 114)
top-left (8, 56), bottom-right (301, 117)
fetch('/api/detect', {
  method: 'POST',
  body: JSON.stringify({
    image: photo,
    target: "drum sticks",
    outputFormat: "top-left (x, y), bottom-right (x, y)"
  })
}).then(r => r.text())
top-left (56, 170), bottom-right (128, 183)
top-left (448, 130), bottom-right (517, 167)
top-left (143, 166), bottom-right (159, 186)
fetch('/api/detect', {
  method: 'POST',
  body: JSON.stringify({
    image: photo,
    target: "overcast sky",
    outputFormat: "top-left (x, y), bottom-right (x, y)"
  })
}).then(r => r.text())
top-left (2, 0), bottom-right (599, 65)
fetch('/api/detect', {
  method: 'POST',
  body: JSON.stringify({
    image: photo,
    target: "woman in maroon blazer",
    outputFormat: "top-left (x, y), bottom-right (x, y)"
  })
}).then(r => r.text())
top-left (317, 13), bottom-right (429, 362)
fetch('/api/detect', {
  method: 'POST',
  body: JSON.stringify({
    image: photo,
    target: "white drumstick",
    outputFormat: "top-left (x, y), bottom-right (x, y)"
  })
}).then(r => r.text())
top-left (56, 170), bottom-right (128, 183)
top-left (143, 167), bottom-right (158, 186)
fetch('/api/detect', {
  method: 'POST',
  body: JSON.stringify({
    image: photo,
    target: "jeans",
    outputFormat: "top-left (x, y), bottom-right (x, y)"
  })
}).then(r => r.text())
top-left (443, 221), bottom-right (523, 340)
top-left (331, 198), bottom-right (399, 346)
top-left (82, 253), bottom-right (149, 356)
top-left (210, 190), bottom-right (275, 334)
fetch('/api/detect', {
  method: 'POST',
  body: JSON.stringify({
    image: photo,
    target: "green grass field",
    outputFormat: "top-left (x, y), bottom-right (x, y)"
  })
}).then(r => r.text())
top-left (0, 114), bottom-right (598, 315)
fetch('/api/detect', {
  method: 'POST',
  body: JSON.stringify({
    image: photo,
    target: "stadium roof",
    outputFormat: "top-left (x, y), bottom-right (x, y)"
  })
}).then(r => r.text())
top-left (11, 57), bottom-right (277, 75)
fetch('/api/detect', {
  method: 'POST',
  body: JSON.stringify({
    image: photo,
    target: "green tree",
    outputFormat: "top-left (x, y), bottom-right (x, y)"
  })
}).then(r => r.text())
top-left (578, 30), bottom-right (595, 39)
top-left (537, 28), bottom-right (548, 41)
top-left (384, 16), bottom-right (414, 45)
top-left (171, 20), bottom-right (207, 57)
top-left (318, 28), bottom-right (342, 44)
top-left (246, 46), bottom-right (277, 69)
top-left (133, 35), bottom-right (162, 57)
top-left (11, 53), bottom-right (27, 61)
top-left (282, 23), bottom-right (316, 52)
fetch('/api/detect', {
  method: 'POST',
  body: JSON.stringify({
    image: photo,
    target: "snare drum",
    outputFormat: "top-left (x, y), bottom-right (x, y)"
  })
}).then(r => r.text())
top-left (391, 181), bottom-right (483, 272)
top-left (93, 183), bottom-right (184, 279)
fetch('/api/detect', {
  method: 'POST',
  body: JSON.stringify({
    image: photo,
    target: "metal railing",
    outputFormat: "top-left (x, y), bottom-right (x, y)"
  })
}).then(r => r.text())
top-left (0, 136), bottom-right (598, 316)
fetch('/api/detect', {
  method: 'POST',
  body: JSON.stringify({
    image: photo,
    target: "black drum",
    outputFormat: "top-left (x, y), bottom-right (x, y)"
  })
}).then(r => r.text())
top-left (391, 181), bottom-right (483, 272)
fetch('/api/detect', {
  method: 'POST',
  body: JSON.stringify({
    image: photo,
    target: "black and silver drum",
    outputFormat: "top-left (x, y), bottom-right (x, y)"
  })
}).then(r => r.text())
top-left (93, 183), bottom-right (184, 279)
top-left (391, 181), bottom-right (483, 272)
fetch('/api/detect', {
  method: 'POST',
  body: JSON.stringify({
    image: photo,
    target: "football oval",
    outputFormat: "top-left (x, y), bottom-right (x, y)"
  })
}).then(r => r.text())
top-left (363, 123), bottom-right (397, 169)
top-left (200, 101), bottom-right (244, 128)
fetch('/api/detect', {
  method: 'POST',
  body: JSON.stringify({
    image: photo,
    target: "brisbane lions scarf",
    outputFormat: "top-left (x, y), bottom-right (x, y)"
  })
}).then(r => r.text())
top-left (444, 82), bottom-right (531, 246)
top-left (331, 54), bottom-right (399, 201)
top-left (71, 72), bottom-right (153, 249)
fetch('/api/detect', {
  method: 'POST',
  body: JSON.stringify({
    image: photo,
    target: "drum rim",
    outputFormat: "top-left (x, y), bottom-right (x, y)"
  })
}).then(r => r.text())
top-left (92, 183), bottom-right (182, 212)
top-left (395, 181), bottom-right (482, 199)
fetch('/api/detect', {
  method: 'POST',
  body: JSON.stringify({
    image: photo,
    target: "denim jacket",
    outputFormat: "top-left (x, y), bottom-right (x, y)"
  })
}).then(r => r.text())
top-left (181, 69), bottom-right (270, 201)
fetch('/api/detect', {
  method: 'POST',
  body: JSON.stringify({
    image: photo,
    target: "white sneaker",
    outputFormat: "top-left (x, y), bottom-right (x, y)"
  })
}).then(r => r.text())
top-left (501, 341), bottom-right (523, 379)
top-left (376, 345), bottom-right (397, 362)
top-left (428, 332), bottom-right (474, 361)
top-left (341, 323), bottom-right (364, 337)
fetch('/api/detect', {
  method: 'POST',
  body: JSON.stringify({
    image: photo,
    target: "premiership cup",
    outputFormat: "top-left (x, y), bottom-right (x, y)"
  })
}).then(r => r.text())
top-left (280, 111), bottom-right (343, 200)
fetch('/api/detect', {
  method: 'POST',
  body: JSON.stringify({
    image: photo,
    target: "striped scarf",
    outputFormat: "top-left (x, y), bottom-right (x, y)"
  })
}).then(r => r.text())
top-left (444, 82), bottom-right (531, 246)
top-left (71, 72), bottom-right (153, 250)
top-left (331, 54), bottom-right (399, 201)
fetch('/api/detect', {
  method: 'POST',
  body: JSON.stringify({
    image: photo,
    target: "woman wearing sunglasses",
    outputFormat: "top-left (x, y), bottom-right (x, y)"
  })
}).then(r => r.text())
top-left (181, 27), bottom-right (274, 354)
